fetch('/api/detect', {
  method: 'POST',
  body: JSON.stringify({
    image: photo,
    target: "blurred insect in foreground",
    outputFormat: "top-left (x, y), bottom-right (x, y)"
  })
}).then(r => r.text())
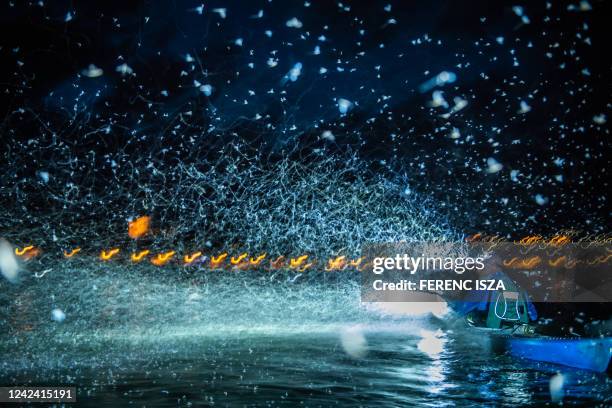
top-left (128, 216), bottom-right (150, 239)
top-left (0, 238), bottom-right (19, 283)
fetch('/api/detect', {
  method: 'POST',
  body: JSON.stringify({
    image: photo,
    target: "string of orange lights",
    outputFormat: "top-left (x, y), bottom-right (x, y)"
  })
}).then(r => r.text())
top-left (8, 217), bottom-right (611, 271)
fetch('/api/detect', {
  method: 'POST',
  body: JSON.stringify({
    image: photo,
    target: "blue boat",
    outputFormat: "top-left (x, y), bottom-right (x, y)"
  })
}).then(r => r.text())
top-left (503, 336), bottom-right (612, 372)
top-left (486, 334), bottom-right (612, 372)
top-left (469, 324), bottom-right (612, 372)
top-left (469, 324), bottom-right (611, 372)
top-left (461, 286), bottom-right (612, 372)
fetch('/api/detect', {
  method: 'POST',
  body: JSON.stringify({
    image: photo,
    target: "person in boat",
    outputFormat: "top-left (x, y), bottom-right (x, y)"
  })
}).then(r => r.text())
top-left (449, 253), bottom-right (538, 332)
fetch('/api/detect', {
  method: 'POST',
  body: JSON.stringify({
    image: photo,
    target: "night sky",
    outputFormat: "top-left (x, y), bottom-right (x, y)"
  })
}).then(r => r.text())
top-left (1, 0), bottom-right (610, 239)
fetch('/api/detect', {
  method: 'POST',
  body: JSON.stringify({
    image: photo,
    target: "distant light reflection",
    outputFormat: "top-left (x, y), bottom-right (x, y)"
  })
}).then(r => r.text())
top-left (364, 301), bottom-right (449, 318)
top-left (417, 329), bottom-right (446, 357)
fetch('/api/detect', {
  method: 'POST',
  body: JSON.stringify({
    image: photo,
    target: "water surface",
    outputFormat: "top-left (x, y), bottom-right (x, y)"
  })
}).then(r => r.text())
top-left (1, 264), bottom-right (609, 406)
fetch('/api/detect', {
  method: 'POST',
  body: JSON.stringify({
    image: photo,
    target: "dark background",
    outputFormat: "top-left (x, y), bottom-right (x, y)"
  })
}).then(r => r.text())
top-left (0, 0), bottom-right (610, 237)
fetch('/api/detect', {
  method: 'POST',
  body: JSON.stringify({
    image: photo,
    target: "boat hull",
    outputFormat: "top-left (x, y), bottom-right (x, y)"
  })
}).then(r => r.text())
top-left (497, 336), bottom-right (612, 372)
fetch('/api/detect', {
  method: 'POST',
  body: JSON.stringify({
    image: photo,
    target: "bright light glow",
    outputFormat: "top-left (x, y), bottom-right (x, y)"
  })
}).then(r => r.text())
top-left (417, 328), bottom-right (446, 357)
top-left (340, 326), bottom-right (367, 358)
top-left (364, 299), bottom-right (449, 319)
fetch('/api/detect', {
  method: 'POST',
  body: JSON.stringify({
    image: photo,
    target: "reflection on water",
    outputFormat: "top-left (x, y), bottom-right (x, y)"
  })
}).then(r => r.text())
top-left (500, 371), bottom-right (532, 404)
top-left (416, 329), bottom-right (451, 396)
top-left (0, 264), bottom-right (610, 406)
top-left (417, 328), bottom-right (446, 357)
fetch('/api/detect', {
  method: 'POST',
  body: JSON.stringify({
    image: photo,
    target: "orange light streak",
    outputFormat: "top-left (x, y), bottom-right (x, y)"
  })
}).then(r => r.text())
top-left (349, 257), bottom-right (364, 269)
top-left (184, 251), bottom-right (202, 265)
top-left (290, 255), bottom-right (309, 269)
top-left (521, 256), bottom-right (541, 268)
top-left (548, 256), bottom-right (566, 267)
top-left (565, 258), bottom-right (578, 269)
top-left (298, 262), bottom-right (313, 272)
top-left (325, 256), bottom-right (346, 271)
top-left (249, 253), bottom-right (267, 265)
top-left (63, 248), bottom-right (81, 258)
top-left (131, 250), bottom-right (150, 262)
top-left (15, 246), bottom-right (34, 256)
top-left (599, 254), bottom-right (612, 264)
top-left (270, 256), bottom-right (285, 269)
top-left (151, 251), bottom-right (175, 266)
top-left (230, 253), bottom-right (248, 265)
top-left (210, 253), bottom-right (228, 268)
top-left (549, 235), bottom-right (570, 246)
top-left (503, 257), bottom-right (519, 267)
top-left (466, 233), bottom-right (482, 242)
top-left (518, 235), bottom-right (542, 245)
top-left (588, 254), bottom-right (612, 265)
top-left (100, 248), bottom-right (120, 261)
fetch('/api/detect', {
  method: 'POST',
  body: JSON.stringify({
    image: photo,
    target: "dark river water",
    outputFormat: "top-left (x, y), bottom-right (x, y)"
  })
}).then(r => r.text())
top-left (1, 264), bottom-right (610, 407)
